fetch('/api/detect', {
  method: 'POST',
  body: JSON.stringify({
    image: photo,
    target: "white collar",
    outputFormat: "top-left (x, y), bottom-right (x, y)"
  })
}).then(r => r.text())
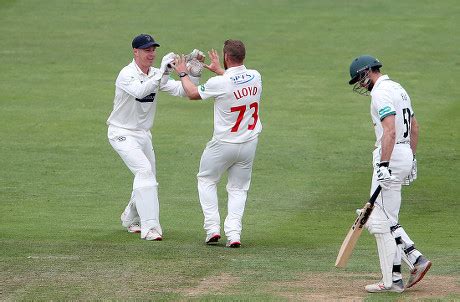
top-left (224, 65), bottom-right (246, 75)
top-left (131, 59), bottom-right (152, 76)
top-left (373, 74), bottom-right (390, 90)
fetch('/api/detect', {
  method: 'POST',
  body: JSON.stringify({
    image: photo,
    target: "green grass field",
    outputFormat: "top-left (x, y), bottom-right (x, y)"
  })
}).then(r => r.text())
top-left (1, 0), bottom-right (459, 300)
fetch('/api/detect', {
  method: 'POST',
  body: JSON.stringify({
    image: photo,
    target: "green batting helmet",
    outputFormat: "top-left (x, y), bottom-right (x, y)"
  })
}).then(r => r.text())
top-left (348, 55), bottom-right (382, 85)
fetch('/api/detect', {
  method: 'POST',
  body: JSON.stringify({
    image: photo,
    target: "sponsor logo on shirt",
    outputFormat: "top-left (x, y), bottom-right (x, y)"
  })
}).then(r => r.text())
top-left (136, 93), bottom-right (156, 103)
top-left (230, 73), bottom-right (255, 85)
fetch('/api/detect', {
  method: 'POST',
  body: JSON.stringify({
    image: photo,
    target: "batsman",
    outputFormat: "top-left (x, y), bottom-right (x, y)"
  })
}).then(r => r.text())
top-left (348, 55), bottom-right (432, 293)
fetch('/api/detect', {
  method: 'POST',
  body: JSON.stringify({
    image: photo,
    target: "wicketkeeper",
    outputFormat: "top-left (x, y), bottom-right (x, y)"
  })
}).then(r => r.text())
top-left (107, 33), bottom-right (205, 241)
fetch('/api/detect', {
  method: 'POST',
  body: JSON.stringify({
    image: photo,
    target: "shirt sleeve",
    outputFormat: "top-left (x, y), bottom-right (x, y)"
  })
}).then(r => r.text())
top-left (372, 90), bottom-right (396, 121)
top-left (159, 76), bottom-right (186, 97)
top-left (159, 75), bottom-right (201, 97)
top-left (198, 76), bottom-right (226, 100)
top-left (116, 68), bottom-right (159, 99)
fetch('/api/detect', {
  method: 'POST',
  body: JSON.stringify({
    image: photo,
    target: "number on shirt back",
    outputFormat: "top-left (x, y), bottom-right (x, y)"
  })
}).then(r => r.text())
top-left (230, 102), bottom-right (259, 132)
top-left (402, 108), bottom-right (412, 138)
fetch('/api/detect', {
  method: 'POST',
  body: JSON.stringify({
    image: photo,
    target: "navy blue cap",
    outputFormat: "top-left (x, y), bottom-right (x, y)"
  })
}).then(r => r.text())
top-left (132, 34), bottom-right (160, 49)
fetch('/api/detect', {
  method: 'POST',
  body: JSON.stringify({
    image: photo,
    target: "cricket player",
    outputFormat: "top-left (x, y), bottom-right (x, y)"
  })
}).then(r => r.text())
top-left (171, 40), bottom-right (262, 248)
top-left (348, 55), bottom-right (432, 292)
top-left (107, 33), bottom-right (204, 241)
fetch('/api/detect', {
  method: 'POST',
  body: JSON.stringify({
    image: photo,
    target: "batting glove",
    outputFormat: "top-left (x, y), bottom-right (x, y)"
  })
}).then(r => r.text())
top-left (375, 162), bottom-right (395, 189)
top-left (405, 157), bottom-right (418, 185)
top-left (411, 157), bottom-right (417, 181)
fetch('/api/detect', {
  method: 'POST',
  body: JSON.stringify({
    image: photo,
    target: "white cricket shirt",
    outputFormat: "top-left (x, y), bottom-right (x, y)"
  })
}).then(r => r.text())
top-left (198, 65), bottom-right (262, 143)
top-left (370, 75), bottom-right (415, 148)
top-left (107, 59), bottom-right (187, 131)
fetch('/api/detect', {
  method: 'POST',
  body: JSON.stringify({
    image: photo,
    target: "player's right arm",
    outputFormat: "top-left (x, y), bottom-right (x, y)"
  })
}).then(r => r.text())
top-left (380, 115), bottom-right (396, 162)
top-left (172, 55), bottom-right (206, 100)
top-left (177, 75), bottom-right (202, 100)
top-left (177, 74), bottom-right (224, 101)
top-left (373, 90), bottom-right (396, 162)
top-left (372, 90), bottom-right (397, 187)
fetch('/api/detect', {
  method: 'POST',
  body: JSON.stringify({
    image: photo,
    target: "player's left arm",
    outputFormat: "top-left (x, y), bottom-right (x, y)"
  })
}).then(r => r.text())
top-left (410, 116), bottom-right (419, 156)
top-left (204, 49), bottom-right (225, 75)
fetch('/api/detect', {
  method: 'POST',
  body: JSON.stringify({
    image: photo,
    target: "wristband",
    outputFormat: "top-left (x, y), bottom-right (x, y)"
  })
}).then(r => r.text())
top-left (378, 161), bottom-right (390, 167)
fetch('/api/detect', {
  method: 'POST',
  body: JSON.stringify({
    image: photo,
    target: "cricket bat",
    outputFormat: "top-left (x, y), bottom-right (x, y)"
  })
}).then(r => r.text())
top-left (335, 185), bottom-right (382, 268)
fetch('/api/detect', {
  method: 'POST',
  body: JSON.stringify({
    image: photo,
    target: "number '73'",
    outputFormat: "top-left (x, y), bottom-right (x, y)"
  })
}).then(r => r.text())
top-left (230, 102), bottom-right (259, 132)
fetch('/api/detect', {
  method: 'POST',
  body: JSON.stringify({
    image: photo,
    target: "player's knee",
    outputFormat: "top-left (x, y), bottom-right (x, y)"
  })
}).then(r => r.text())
top-left (133, 169), bottom-right (157, 190)
top-left (226, 185), bottom-right (249, 192)
top-left (197, 175), bottom-right (218, 186)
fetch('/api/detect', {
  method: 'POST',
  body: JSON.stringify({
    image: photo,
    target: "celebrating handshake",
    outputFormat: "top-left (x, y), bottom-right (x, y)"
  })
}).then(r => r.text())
top-left (158, 49), bottom-right (205, 77)
top-left (159, 48), bottom-right (225, 78)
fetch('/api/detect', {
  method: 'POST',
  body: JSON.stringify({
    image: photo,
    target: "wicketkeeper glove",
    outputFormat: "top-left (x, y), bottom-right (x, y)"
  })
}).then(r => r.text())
top-left (185, 49), bottom-right (205, 63)
top-left (186, 59), bottom-right (204, 77)
top-left (183, 49), bottom-right (205, 77)
top-left (375, 161), bottom-right (395, 189)
top-left (159, 52), bottom-right (177, 75)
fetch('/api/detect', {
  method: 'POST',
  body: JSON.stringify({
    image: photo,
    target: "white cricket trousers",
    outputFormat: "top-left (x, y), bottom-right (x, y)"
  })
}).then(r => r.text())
top-left (108, 125), bottom-right (162, 237)
top-left (197, 137), bottom-right (258, 242)
top-left (370, 143), bottom-right (422, 276)
top-left (370, 144), bottom-right (412, 225)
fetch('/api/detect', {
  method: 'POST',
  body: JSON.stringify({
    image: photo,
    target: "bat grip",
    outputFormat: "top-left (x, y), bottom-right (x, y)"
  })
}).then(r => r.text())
top-left (369, 185), bottom-right (382, 206)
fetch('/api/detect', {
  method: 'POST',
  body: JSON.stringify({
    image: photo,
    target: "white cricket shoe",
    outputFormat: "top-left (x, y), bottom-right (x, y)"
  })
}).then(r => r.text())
top-left (127, 222), bottom-right (141, 233)
top-left (365, 279), bottom-right (404, 293)
top-left (120, 199), bottom-right (138, 228)
top-left (205, 233), bottom-right (221, 245)
top-left (143, 228), bottom-right (163, 241)
top-left (406, 255), bottom-right (432, 288)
